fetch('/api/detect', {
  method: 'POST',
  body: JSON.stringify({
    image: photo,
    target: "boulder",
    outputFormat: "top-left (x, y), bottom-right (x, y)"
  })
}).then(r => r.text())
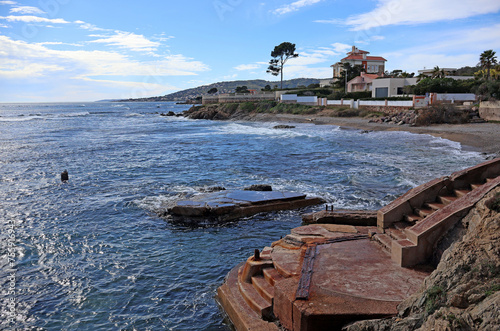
top-left (244, 184), bottom-right (273, 191)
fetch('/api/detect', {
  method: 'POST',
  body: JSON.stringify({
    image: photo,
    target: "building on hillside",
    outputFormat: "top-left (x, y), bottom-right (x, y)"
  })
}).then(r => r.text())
top-left (371, 78), bottom-right (418, 98)
top-left (331, 46), bottom-right (387, 80)
top-left (319, 78), bottom-right (333, 87)
top-left (346, 72), bottom-right (380, 92)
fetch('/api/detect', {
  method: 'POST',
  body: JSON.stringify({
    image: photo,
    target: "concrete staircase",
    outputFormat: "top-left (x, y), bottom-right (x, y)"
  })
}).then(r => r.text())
top-left (375, 158), bottom-right (500, 267)
top-left (217, 247), bottom-right (286, 330)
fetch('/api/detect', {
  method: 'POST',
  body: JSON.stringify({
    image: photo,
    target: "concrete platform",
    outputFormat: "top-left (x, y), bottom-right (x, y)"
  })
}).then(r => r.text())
top-left (272, 230), bottom-right (431, 330)
top-left (217, 223), bottom-right (432, 331)
top-left (168, 190), bottom-right (324, 223)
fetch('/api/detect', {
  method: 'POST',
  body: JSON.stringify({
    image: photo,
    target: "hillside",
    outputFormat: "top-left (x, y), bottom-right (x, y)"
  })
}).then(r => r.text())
top-left (118, 78), bottom-right (321, 102)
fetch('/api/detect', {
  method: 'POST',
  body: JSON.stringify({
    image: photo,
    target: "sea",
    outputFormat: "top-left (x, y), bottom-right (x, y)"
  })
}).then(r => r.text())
top-left (0, 102), bottom-right (487, 330)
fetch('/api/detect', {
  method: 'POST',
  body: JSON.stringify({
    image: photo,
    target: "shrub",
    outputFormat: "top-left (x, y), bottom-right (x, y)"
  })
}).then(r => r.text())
top-left (425, 286), bottom-right (445, 314)
top-left (415, 104), bottom-right (469, 126)
top-left (270, 103), bottom-right (318, 115)
top-left (240, 102), bottom-right (256, 112)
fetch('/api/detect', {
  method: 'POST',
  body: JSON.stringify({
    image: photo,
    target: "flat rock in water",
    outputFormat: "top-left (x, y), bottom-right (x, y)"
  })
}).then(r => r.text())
top-left (167, 190), bottom-right (324, 223)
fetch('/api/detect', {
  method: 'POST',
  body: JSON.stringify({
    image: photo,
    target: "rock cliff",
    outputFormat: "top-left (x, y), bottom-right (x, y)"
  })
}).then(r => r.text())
top-left (344, 188), bottom-right (500, 331)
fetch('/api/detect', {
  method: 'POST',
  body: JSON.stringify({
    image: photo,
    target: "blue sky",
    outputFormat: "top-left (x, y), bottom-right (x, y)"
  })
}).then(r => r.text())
top-left (1, 0), bottom-right (499, 102)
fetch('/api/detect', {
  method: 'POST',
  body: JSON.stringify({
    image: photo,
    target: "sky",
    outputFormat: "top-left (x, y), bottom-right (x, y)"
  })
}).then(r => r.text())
top-left (1, 0), bottom-right (499, 102)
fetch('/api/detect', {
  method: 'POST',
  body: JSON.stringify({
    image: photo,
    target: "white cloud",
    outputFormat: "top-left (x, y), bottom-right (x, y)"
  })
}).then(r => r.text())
top-left (331, 42), bottom-right (352, 54)
top-left (382, 24), bottom-right (500, 72)
top-left (0, 35), bottom-right (209, 81)
top-left (273, 0), bottom-right (322, 15)
top-left (0, 1), bottom-right (17, 5)
top-left (313, 19), bottom-right (343, 24)
top-left (37, 41), bottom-right (83, 47)
top-left (0, 61), bottom-right (64, 78)
top-left (10, 6), bottom-right (45, 14)
top-left (89, 31), bottom-right (161, 52)
top-left (78, 22), bottom-right (106, 31)
top-left (345, 0), bottom-right (500, 31)
top-left (0, 15), bottom-right (70, 24)
top-left (281, 65), bottom-right (332, 79)
top-left (234, 64), bottom-right (260, 71)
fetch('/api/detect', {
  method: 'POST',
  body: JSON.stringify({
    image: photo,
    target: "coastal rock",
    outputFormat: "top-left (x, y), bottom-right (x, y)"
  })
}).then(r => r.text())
top-left (344, 187), bottom-right (500, 331)
top-left (273, 125), bottom-right (296, 129)
top-left (244, 184), bottom-right (272, 191)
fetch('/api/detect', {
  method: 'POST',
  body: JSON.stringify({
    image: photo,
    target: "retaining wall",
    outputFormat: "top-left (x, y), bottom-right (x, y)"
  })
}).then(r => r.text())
top-left (479, 100), bottom-right (500, 121)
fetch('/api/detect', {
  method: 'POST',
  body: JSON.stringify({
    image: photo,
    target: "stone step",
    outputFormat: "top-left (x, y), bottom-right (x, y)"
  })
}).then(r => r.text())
top-left (387, 228), bottom-right (407, 241)
top-left (415, 207), bottom-right (435, 218)
top-left (373, 233), bottom-right (392, 253)
top-left (404, 214), bottom-right (423, 224)
top-left (216, 264), bottom-right (278, 330)
top-left (470, 183), bottom-right (483, 190)
top-left (455, 189), bottom-right (471, 198)
top-left (238, 267), bottom-right (273, 320)
top-left (438, 195), bottom-right (458, 205)
top-left (251, 275), bottom-right (275, 304)
top-left (393, 220), bottom-right (413, 230)
top-left (263, 267), bottom-right (283, 287)
top-left (425, 202), bottom-right (446, 211)
top-left (485, 177), bottom-right (495, 183)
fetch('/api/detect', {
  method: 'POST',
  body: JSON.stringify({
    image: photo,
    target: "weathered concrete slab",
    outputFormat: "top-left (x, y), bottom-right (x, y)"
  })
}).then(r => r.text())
top-left (167, 190), bottom-right (324, 223)
top-left (302, 209), bottom-right (377, 226)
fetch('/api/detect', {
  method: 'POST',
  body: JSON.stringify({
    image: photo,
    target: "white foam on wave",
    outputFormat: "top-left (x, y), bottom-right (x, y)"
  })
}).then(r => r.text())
top-left (58, 111), bottom-right (90, 118)
top-left (0, 115), bottom-right (43, 122)
top-left (214, 122), bottom-right (320, 139)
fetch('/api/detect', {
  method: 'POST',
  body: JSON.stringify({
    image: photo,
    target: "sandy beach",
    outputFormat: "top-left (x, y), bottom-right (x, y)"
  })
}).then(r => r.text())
top-left (248, 113), bottom-right (500, 156)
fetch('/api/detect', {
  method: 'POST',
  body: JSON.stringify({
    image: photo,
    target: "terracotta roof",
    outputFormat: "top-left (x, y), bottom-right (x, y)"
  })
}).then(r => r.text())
top-left (342, 55), bottom-right (387, 62)
top-left (362, 73), bottom-right (381, 79)
top-left (349, 49), bottom-right (369, 54)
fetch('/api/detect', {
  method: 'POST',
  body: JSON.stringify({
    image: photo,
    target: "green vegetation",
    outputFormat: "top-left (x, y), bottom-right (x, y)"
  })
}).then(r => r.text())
top-left (235, 86), bottom-right (250, 93)
top-left (267, 42), bottom-right (299, 89)
top-left (479, 50), bottom-right (498, 80)
top-left (425, 286), bottom-right (445, 314)
top-left (476, 80), bottom-right (500, 100)
top-left (410, 77), bottom-right (478, 94)
top-left (485, 284), bottom-right (500, 297)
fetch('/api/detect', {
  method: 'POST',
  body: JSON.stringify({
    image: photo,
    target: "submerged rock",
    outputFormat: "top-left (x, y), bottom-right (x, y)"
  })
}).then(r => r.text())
top-left (273, 125), bottom-right (296, 129)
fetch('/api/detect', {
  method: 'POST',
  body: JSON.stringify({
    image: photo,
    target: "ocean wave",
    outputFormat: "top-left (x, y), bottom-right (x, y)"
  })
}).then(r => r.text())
top-left (0, 115), bottom-right (44, 122)
top-left (58, 111), bottom-right (90, 117)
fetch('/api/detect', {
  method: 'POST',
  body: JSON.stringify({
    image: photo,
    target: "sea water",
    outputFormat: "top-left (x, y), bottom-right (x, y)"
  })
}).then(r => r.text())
top-left (0, 102), bottom-right (486, 330)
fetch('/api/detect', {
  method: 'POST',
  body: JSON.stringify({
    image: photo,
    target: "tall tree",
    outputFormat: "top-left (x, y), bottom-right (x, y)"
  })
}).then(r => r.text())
top-left (432, 66), bottom-right (445, 79)
top-left (266, 42), bottom-right (299, 89)
top-left (480, 50), bottom-right (498, 80)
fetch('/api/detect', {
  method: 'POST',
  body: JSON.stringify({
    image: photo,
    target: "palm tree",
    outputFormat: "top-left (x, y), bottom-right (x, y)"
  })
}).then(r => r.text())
top-left (479, 50), bottom-right (497, 80)
top-left (432, 66), bottom-right (445, 79)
